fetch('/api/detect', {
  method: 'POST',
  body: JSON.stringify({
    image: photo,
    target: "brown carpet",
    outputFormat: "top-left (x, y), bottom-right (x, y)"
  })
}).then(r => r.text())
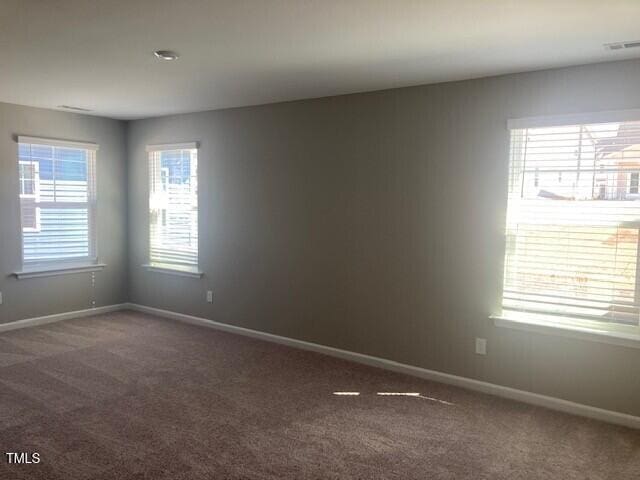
top-left (0, 311), bottom-right (638, 479)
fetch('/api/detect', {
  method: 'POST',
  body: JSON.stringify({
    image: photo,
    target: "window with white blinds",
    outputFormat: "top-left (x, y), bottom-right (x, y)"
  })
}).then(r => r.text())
top-left (17, 137), bottom-right (97, 266)
top-left (148, 144), bottom-right (198, 272)
top-left (502, 116), bottom-right (640, 332)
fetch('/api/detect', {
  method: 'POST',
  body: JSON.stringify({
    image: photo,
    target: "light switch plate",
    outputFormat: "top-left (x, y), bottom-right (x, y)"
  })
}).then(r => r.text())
top-left (475, 338), bottom-right (487, 355)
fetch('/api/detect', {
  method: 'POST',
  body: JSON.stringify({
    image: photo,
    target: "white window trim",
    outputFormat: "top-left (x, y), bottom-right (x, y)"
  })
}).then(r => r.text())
top-left (507, 108), bottom-right (640, 130)
top-left (146, 142), bottom-right (198, 152)
top-left (14, 263), bottom-right (106, 280)
top-left (492, 312), bottom-right (640, 349)
top-left (17, 136), bottom-right (99, 151)
top-left (142, 263), bottom-right (203, 278)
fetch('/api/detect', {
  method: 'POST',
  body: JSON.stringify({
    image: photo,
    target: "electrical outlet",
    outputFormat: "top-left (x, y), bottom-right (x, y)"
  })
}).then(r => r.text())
top-left (475, 338), bottom-right (487, 355)
top-left (206, 290), bottom-right (213, 303)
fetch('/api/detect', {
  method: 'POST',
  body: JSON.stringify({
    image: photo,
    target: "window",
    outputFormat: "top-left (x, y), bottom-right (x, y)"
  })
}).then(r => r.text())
top-left (19, 161), bottom-right (37, 195)
top-left (501, 116), bottom-right (640, 334)
top-left (147, 143), bottom-right (199, 273)
top-left (161, 167), bottom-right (169, 192)
top-left (17, 137), bottom-right (97, 266)
top-left (629, 172), bottom-right (639, 194)
top-left (19, 160), bottom-right (40, 231)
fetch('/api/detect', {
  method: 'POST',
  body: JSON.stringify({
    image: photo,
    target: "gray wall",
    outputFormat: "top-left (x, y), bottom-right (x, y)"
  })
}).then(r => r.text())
top-left (0, 102), bottom-right (128, 322)
top-left (3, 60), bottom-right (635, 415)
top-left (128, 58), bottom-right (640, 417)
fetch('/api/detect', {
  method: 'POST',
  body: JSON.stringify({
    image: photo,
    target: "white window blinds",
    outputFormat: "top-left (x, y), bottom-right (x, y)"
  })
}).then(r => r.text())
top-left (17, 137), bottom-right (97, 265)
top-left (148, 144), bottom-right (198, 271)
top-left (502, 118), bottom-right (640, 329)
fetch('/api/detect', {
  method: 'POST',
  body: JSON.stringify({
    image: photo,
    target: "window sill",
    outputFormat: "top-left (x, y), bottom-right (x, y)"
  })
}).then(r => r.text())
top-left (14, 263), bottom-right (106, 279)
top-left (142, 264), bottom-right (203, 278)
top-left (492, 311), bottom-right (640, 349)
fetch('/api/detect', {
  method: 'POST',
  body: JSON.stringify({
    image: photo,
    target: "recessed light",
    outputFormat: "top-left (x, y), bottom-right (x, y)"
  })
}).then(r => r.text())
top-left (154, 50), bottom-right (179, 61)
top-left (604, 40), bottom-right (640, 51)
top-left (57, 105), bottom-right (92, 112)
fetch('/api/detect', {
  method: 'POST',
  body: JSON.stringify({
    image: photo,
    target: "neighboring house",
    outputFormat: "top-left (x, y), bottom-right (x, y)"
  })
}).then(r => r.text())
top-left (520, 121), bottom-right (640, 201)
top-left (594, 121), bottom-right (640, 200)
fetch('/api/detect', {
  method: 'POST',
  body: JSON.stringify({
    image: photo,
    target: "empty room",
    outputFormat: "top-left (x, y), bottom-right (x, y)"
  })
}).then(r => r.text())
top-left (1, 1), bottom-right (640, 478)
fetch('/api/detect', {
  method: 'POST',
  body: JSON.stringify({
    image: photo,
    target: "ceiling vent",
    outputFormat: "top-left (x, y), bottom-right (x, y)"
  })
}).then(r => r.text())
top-left (604, 40), bottom-right (640, 51)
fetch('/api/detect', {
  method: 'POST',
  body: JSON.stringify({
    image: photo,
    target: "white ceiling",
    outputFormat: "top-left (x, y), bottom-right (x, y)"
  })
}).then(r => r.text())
top-left (1, 0), bottom-right (640, 120)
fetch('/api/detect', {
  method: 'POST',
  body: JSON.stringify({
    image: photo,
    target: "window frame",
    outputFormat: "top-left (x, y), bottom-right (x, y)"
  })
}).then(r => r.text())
top-left (144, 142), bottom-right (202, 277)
top-left (495, 110), bottom-right (640, 343)
top-left (16, 136), bottom-right (99, 270)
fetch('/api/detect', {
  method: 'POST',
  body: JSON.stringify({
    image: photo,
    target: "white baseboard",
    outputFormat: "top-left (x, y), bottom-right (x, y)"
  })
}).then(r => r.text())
top-left (127, 303), bottom-right (640, 430)
top-left (0, 304), bottom-right (128, 333)
top-left (3, 302), bottom-right (638, 429)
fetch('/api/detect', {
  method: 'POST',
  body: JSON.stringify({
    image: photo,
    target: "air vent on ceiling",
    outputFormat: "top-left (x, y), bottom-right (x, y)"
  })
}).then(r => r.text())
top-left (604, 40), bottom-right (640, 51)
top-left (57, 105), bottom-right (92, 112)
